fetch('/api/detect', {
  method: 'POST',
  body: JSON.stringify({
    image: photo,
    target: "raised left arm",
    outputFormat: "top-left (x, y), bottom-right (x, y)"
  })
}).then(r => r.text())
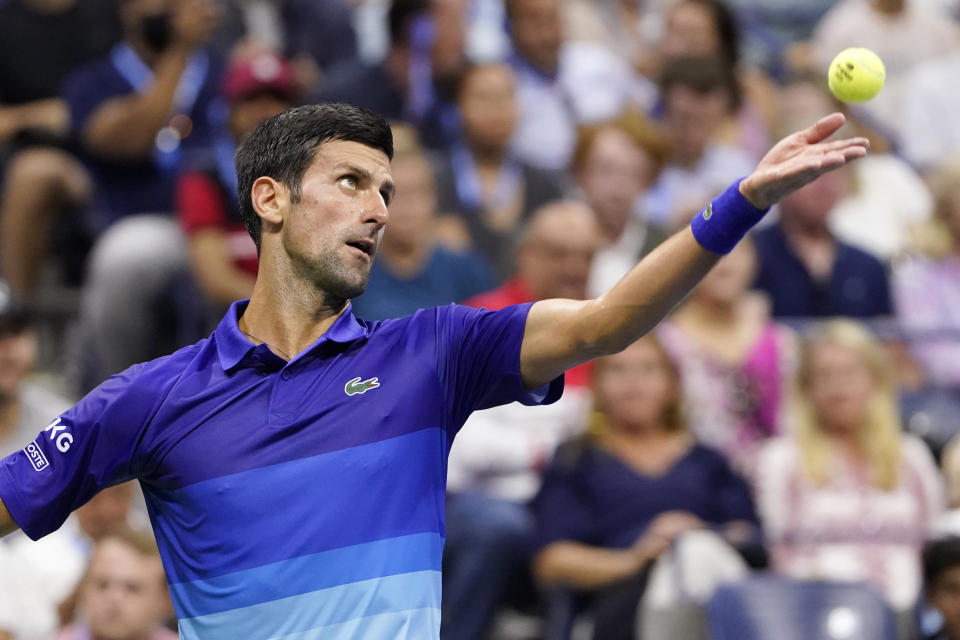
top-left (520, 113), bottom-right (869, 388)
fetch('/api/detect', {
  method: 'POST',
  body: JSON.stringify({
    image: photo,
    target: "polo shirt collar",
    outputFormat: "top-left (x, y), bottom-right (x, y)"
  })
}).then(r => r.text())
top-left (215, 299), bottom-right (370, 372)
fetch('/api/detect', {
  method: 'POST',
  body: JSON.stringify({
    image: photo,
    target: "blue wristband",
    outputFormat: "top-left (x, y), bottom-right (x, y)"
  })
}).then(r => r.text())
top-left (690, 178), bottom-right (769, 255)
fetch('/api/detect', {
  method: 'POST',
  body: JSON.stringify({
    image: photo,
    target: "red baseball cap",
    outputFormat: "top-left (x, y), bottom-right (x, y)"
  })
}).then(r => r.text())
top-left (222, 51), bottom-right (299, 102)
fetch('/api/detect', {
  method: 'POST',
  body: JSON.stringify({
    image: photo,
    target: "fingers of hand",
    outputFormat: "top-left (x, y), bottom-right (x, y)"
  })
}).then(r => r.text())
top-left (804, 112), bottom-right (846, 144)
top-left (817, 137), bottom-right (870, 154)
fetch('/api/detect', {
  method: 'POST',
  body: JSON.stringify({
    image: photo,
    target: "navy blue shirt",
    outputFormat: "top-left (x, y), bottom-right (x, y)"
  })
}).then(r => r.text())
top-left (0, 301), bottom-right (562, 638)
top-left (61, 45), bottom-right (221, 228)
top-left (532, 441), bottom-right (758, 551)
top-left (351, 246), bottom-right (496, 320)
top-left (752, 223), bottom-right (892, 319)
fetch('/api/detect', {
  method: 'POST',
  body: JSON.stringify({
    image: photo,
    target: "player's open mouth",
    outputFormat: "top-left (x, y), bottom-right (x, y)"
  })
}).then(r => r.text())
top-left (346, 239), bottom-right (375, 259)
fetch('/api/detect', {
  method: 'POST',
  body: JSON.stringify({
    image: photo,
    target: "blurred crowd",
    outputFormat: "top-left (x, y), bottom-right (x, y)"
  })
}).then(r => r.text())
top-left (0, 0), bottom-right (959, 638)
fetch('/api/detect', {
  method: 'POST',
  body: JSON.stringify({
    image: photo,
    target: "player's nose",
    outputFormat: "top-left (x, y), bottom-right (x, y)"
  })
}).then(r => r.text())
top-left (363, 190), bottom-right (389, 226)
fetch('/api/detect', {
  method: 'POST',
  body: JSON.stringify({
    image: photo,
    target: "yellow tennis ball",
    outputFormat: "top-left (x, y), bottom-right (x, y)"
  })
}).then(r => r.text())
top-left (828, 48), bottom-right (886, 103)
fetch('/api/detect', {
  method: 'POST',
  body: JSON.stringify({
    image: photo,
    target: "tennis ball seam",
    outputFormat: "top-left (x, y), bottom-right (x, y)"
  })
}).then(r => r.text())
top-left (851, 49), bottom-right (884, 80)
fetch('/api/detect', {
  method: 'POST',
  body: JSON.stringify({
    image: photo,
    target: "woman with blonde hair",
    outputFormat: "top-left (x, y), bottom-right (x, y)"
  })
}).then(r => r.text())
top-left (531, 334), bottom-right (760, 639)
top-left (755, 319), bottom-right (943, 614)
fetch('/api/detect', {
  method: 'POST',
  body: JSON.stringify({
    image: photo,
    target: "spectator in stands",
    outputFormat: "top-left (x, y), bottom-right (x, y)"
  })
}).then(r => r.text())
top-left (562, 0), bottom-right (650, 71)
top-left (63, 0), bottom-right (223, 389)
top-left (0, 483), bottom-right (140, 640)
top-left (889, 336), bottom-right (960, 464)
top-left (773, 76), bottom-right (932, 262)
top-left (176, 49), bottom-right (299, 313)
top-left (0, 281), bottom-right (72, 457)
top-left (660, 238), bottom-right (797, 475)
top-left (923, 537), bottom-right (960, 640)
top-left (441, 201), bottom-right (601, 640)
top-left (901, 50), bottom-right (960, 173)
top-left (320, 0), bottom-right (466, 148)
top-left (939, 440), bottom-right (960, 535)
top-left (644, 56), bottom-right (754, 229)
top-left (433, 62), bottom-right (566, 279)
top-left (216, 0), bottom-right (358, 86)
top-left (893, 155), bottom-right (960, 389)
top-left (721, 0), bottom-right (835, 77)
top-left (531, 335), bottom-right (760, 640)
top-left (0, 0), bottom-right (121, 296)
top-left (571, 110), bottom-right (669, 296)
top-left (505, 0), bottom-right (647, 171)
top-left (648, 0), bottom-right (776, 161)
top-left (752, 169), bottom-right (893, 319)
top-left (49, 527), bottom-right (175, 640)
top-left (812, 0), bottom-right (959, 144)
top-left (350, 125), bottom-right (495, 320)
top-left (755, 320), bottom-right (943, 614)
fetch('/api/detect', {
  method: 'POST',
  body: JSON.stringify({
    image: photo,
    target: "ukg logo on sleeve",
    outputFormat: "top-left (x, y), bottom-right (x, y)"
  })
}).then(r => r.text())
top-left (44, 417), bottom-right (73, 453)
top-left (25, 442), bottom-right (49, 472)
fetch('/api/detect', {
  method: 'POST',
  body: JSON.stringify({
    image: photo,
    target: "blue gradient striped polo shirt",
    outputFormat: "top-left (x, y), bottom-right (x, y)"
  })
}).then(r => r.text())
top-left (0, 300), bottom-right (563, 639)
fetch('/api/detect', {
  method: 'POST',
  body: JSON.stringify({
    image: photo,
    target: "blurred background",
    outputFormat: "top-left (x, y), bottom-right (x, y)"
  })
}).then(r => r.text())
top-left (0, 0), bottom-right (959, 638)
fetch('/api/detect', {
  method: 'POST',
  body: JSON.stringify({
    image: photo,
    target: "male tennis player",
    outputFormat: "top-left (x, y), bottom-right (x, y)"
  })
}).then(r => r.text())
top-left (0, 103), bottom-right (866, 638)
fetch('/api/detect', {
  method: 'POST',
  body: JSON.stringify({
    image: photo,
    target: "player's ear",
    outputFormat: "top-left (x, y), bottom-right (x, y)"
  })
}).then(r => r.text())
top-left (251, 176), bottom-right (287, 226)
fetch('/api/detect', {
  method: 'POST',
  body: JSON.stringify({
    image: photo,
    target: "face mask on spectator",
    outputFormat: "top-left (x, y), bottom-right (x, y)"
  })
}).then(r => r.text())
top-left (141, 12), bottom-right (173, 53)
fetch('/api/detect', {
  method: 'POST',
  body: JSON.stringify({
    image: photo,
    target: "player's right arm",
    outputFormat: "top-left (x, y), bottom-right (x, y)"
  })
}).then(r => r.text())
top-left (518, 114), bottom-right (869, 389)
top-left (0, 497), bottom-right (16, 538)
top-left (0, 363), bottom-right (163, 541)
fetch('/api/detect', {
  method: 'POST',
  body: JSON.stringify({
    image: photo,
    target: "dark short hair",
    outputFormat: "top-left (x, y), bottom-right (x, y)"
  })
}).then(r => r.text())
top-left (235, 103), bottom-right (394, 252)
top-left (659, 55), bottom-right (740, 111)
top-left (925, 537), bottom-right (960, 589)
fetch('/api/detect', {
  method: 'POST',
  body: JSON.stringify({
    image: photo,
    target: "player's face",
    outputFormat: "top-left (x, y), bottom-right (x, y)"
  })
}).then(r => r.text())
top-left (282, 140), bottom-right (394, 302)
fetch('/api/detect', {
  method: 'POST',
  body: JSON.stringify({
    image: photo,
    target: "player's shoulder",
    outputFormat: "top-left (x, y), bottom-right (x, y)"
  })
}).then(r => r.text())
top-left (91, 338), bottom-right (213, 405)
top-left (365, 303), bottom-right (531, 346)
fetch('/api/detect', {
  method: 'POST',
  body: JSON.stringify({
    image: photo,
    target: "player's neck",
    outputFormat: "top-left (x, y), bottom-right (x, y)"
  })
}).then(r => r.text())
top-left (241, 270), bottom-right (349, 361)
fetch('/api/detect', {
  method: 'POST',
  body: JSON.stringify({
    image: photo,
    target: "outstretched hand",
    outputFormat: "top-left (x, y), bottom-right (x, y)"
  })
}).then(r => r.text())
top-left (738, 113), bottom-right (869, 210)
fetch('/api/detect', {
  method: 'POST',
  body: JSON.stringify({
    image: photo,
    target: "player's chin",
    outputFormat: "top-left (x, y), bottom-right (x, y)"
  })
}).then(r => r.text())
top-left (335, 268), bottom-right (371, 301)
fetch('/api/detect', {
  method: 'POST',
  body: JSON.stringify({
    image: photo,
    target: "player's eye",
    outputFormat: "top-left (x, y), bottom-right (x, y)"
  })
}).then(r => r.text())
top-left (338, 175), bottom-right (358, 190)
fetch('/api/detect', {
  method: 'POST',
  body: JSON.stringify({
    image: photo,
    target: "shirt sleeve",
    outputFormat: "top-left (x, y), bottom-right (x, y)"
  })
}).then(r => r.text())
top-left (436, 303), bottom-right (564, 432)
top-left (0, 364), bottom-right (159, 540)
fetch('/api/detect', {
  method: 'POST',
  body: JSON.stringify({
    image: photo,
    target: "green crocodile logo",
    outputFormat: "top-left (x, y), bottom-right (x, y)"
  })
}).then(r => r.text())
top-left (345, 376), bottom-right (380, 396)
top-left (702, 203), bottom-right (713, 220)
